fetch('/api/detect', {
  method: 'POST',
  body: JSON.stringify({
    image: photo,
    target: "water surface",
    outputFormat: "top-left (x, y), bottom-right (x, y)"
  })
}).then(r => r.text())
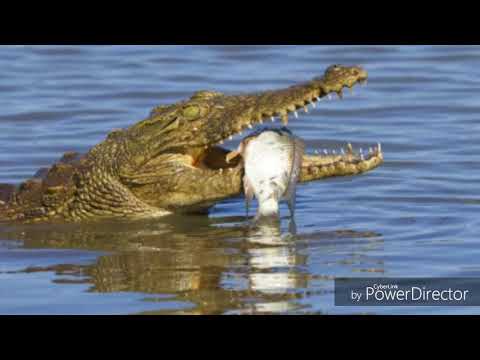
top-left (0, 45), bottom-right (479, 314)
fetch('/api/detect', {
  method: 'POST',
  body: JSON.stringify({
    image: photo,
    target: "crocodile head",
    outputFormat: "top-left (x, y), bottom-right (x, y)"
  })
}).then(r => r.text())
top-left (136, 64), bottom-right (367, 149)
top-left (117, 64), bottom-right (382, 214)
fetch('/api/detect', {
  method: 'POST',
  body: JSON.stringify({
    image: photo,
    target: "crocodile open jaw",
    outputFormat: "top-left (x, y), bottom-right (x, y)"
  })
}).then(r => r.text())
top-left (0, 64), bottom-right (383, 223)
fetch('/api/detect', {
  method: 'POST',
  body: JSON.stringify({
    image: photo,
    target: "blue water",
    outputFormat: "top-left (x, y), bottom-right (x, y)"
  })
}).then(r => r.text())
top-left (0, 45), bottom-right (479, 314)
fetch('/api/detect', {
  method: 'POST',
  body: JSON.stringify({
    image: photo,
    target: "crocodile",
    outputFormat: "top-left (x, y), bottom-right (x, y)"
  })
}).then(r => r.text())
top-left (0, 64), bottom-right (383, 223)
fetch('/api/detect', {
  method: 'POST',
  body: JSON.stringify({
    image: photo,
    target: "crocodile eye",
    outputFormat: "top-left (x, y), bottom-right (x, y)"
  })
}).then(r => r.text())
top-left (326, 64), bottom-right (342, 75)
top-left (183, 105), bottom-right (201, 119)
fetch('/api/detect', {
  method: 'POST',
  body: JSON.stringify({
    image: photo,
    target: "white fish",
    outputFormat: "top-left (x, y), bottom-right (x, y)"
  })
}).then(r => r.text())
top-left (227, 128), bottom-right (304, 220)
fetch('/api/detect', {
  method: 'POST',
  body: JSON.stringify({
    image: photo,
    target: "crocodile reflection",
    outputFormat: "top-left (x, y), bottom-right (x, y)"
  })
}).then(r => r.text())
top-left (0, 217), bottom-right (383, 314)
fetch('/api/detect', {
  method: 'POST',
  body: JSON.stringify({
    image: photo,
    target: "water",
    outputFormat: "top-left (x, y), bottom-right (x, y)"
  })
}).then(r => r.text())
top-left (0, 45), bottom-right (479, 315)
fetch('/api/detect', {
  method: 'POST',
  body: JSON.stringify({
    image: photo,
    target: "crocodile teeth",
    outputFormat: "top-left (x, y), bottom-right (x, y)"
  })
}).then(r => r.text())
top-left (327, 94), bottom-right (332, 100)
top-left (332, 150), bottom-right (336, 155)
top-left (378, 143), bottom-right (382, 152)
top-left (294, 111), bottom-right (298, 119)
top-left (314, 150), bottom-right (319, 154)
top-left (311, 102), bottom-right (316, 109)
top-left (248, 124), bottom-right (253, 129)
top-left (341, 148), bottom-right (345, 155)
top-left (317, 97), bottom-right (322, 102)
top-left (271, 116), bottom-right (275, 122)
top-left (360, 153), bottom-right (365, 160)
top-left (229, 135), bottom-right (233, 140)
top-left (369, 147), bottom-right (373, 153)
top-left (323, 150), bottom-right (328, 155)
top-left (304, 106), bottom-right (308, 113)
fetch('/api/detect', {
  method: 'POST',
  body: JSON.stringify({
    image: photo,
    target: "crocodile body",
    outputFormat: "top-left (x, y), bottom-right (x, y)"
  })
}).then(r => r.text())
top-left (0, 65), bottom-right (383, 223)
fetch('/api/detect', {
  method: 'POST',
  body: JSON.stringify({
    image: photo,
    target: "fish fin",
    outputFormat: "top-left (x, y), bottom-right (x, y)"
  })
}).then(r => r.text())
top-left (287, 192), bottom-right (296, 218)
top-left (243, 175), bottom-right (254, 218)
top-left (284, 137), bottom-right (304, 218)
top-left (288, 218), bottom-right (297, 235)
top-left (285, 137), bottom-right (305, 200)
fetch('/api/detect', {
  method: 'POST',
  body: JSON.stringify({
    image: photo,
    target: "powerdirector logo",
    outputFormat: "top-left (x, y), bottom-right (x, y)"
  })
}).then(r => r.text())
top-left (335, 278), bottom-right (480, 306)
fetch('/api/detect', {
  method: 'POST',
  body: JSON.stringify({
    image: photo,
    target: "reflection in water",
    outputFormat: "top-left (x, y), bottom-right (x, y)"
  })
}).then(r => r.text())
top-left (243, 219), bottom-right (308, 314)
top-left (0, 217), bottom-right (383, 314)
